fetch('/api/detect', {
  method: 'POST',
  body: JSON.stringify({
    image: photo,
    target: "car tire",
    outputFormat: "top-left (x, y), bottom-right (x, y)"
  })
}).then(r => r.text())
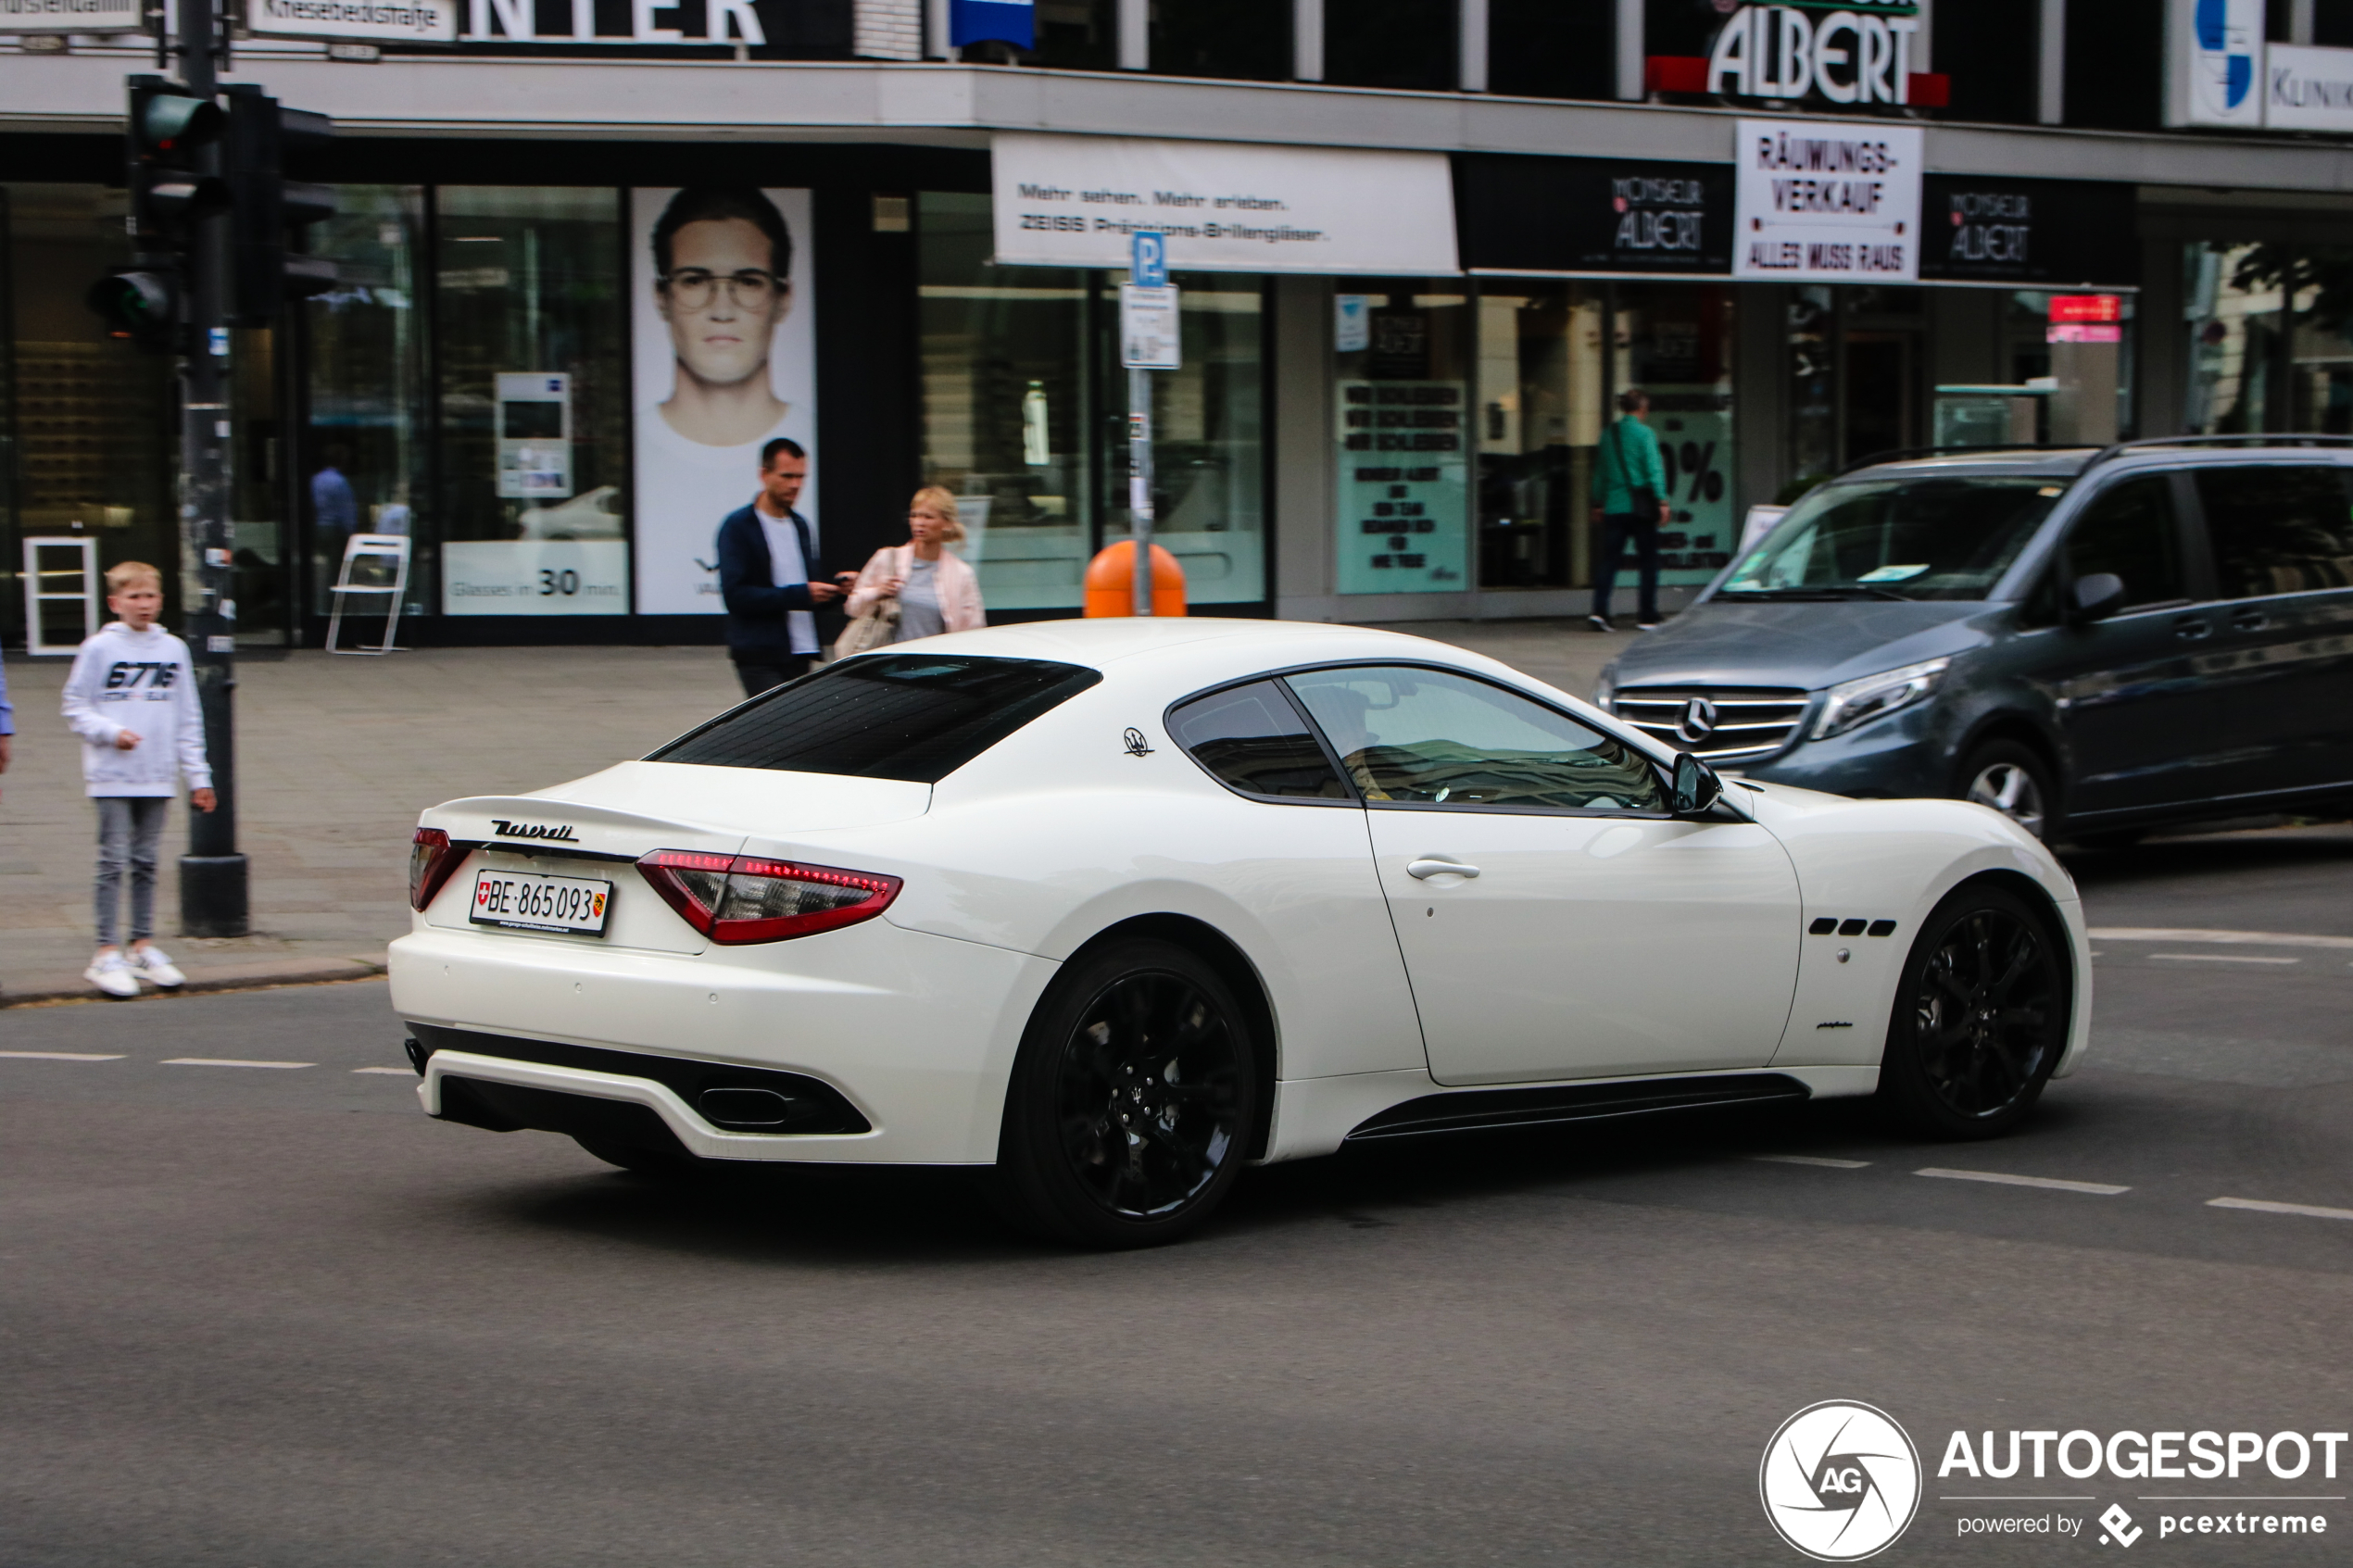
top-left (993, 938), bottom-right (1259, 1249)
top-left (1877, 882), bottom-right (2071, 1140)
top-left (1957, 740), bottom-right (2057, 841)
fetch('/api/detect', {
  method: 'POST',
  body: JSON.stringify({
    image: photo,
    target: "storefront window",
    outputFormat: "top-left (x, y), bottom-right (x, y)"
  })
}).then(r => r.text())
top-left (1786, 286), bottom-right (1836, 493)
top-left (1152, 0), bottom-right (1290, 78)
top-left (1117, 273), bottom-right (1267, 605)
top-left (1334, 284), bottom-right (1471, 595)
top-left (1475, 282), bottom-right (1602, 587)
top-left (434, 187), bottom-right (628, 616)
top-left (5, 183), bottom-right (178, 628)
top-left (227, 325), bottom-right (286, 644)
top-left (303, 185), bottom-right (428, 620)
top-left (1488, 0), bottom-right (1616, 99)
top-left (2186, 243), bottom-right (2284, 434)
top-left (1325, 0), bottom-right (1458, 91)
top-left (919, 192), bottom-right (1096, 612)
top-left (1615, 283), bottom-right (1737, 587)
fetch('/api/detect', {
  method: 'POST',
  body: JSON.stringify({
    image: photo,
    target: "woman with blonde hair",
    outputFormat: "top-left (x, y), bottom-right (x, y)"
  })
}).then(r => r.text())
top-left (844, 486), bottom-right (987, 644)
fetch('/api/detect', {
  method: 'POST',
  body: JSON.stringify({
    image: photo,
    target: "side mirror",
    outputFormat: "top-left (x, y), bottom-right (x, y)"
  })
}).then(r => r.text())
top-left (1673, 752), bottom-right (1723, 815)
top-left (2067, 572), bottom-right (2126, 624)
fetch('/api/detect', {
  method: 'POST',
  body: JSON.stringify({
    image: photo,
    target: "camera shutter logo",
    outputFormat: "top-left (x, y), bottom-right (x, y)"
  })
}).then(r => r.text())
top-left (1759, 1400), bottom-right (1921, 1561)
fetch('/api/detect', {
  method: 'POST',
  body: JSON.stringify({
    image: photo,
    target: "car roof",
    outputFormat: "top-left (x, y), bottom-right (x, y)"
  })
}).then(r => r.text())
top-left (1842, 450), bottom-right (2098, 482)
top-left (1844, 439), bottom-right (2353, 486)
top-left (881, 616), bottom-right (1467, 673)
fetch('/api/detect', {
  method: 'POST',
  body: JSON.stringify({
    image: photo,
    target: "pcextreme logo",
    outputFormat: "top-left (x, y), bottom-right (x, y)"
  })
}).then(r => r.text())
top-left (1761, 1400), bottom-right (1924, 1561)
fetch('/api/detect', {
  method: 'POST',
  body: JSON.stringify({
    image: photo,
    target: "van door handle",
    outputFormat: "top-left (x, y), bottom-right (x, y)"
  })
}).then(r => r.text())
top-left (2172, 616), bottom-right (2212, 641)
top-left (1407, 857), bottom-right (1481, 881)
top-left (2230, 610), bottom-right (2268, 632)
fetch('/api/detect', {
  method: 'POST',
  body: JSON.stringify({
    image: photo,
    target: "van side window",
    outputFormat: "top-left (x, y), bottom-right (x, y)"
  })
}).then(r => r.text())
top-left (2193, 465), bottom-right (2353, 598)
top-left (2067, 476), bottom-right (2186, 610)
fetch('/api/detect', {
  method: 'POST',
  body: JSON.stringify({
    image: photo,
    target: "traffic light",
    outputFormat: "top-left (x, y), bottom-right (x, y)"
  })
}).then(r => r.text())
top-left (126, 75), bottom-right (226, 247)
top-left (88, 76), bottom-right (226, 352)
top-left (224, 87), bottom-right (337, 325)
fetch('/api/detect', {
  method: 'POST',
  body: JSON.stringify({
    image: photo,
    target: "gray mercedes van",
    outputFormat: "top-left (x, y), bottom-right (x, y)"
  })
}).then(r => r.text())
top-left (1596, 438), bottom-right (2353, 843)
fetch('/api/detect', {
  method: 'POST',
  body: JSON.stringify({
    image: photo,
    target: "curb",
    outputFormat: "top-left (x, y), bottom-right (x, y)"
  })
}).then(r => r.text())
top-left (0, 957), bottom-right (387, 1010)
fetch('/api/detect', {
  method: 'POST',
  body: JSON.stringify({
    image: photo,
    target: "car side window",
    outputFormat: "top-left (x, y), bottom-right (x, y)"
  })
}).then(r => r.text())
top-left (2193, 465), bottom-right (2353, 599)
top-left (2066, 476), bottom-right (2187, 610)
top-left (1283, 666), bottom-right (1667, 813)
top-left (1167, 681), bottom-right (1352, 801)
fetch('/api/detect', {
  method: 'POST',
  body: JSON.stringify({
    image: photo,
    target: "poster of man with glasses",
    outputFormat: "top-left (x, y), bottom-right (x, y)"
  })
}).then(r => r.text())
top-left (631, 187), bottom-right (817, 614)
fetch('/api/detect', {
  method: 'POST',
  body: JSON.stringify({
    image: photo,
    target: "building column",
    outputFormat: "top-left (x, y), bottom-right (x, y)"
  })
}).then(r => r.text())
top-left (2293, 0), bottom-right (2316, 44)
top-left (1295, 0), bottom-right (1324, 82)
top-left (1118, 0), bottom-right (1148, 69)
top-left (2038, 0), bottom-right (2066, 124)
top-left (1459, 0), bottom-right (1489, 91)
top-left (1273, 275), bottom-right (1336, 615)
top-left (1616, 0), bottom-right (1643, 99)
top-left (925, 0), bottom-right (954, 59)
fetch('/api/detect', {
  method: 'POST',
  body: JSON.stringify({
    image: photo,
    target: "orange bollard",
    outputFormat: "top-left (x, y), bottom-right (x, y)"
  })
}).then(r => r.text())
top-left (1083, 541), bottom-right (1187, 617)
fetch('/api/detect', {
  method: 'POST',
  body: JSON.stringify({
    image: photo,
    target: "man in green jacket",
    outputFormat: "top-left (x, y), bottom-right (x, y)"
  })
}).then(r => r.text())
top-left (1588, 386), bottom-right (1672, 631)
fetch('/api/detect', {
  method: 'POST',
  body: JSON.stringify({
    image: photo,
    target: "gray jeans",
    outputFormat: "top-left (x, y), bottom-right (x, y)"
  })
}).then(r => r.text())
top-left (94, 796), bottom-right (170, 947)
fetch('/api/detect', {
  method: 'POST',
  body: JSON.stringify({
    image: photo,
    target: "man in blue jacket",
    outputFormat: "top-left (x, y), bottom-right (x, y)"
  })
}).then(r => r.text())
top-left (717, 438), bottom-right (851, 696)
top-left (1589, 386), bottom-right (1673, 632)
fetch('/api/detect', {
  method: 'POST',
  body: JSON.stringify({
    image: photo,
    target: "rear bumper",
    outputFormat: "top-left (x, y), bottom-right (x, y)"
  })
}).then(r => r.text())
top-left (388, 920), bottom-right (1059, 1163)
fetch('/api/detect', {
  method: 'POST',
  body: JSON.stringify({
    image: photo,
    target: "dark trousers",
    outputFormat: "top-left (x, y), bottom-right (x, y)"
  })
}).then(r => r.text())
top-left (1592, 511), bottom-right (1661, 623)
top-left (733, 656), bottom-right (812, 698)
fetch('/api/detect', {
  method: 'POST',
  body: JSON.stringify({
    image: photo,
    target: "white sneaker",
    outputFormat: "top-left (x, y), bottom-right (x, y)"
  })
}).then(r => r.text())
top-left (130, 945), bottom-right (187, 988)
top-left (85, 953), bottom-right (140, 998)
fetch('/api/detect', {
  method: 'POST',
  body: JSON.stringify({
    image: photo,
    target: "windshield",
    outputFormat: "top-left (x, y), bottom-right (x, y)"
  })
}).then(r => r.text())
top-left (1720, 476), bottom-right (2063, 602)
top-left (648, 655), bottom-right (1101, 782)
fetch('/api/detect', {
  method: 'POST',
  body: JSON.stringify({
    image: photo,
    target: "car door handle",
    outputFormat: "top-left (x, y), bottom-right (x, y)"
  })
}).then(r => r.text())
top-left (2230, 610), bottom-right (2269, 632)
top-left (1407, 857), bottom-right (1481, 880)
top-left (2172, 616), bottom-right (2212, 641)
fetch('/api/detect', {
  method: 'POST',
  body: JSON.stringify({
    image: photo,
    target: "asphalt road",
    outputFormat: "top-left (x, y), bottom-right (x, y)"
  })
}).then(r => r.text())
top-left (3, 823), bottom-right (2349, 1566)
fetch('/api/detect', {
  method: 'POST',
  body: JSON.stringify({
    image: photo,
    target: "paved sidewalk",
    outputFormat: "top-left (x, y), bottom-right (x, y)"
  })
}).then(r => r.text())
top-left (0, 619), bottom-right (1631, 1006)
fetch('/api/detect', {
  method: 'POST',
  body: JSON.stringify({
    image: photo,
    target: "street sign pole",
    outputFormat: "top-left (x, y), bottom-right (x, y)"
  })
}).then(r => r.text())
top-left (1122, 232), bottom-right (1176, 617)
top-left (176, 0), bottom-right (247, 936)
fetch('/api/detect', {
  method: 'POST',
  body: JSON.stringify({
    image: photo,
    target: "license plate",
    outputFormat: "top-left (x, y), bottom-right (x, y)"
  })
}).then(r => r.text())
top-left (469, 870), bottom-right (613, 935)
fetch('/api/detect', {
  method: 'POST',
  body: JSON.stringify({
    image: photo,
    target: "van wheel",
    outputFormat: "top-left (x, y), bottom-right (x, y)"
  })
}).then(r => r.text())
top-left (994, 939), bottom-right (1257, 1249)
top-left (1879, 883), bottom-right (2070, 1139)
top-left (1957, 740), bottom-right (2055, 841)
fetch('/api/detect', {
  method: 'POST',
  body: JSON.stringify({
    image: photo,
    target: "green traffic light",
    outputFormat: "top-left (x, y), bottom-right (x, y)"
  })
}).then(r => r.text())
top-left (85, 269), bottom-right (178, 349)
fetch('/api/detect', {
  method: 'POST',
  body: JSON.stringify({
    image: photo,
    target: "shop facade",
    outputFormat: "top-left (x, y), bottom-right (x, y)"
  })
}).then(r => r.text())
top-left (6, 0), bottom-right (2353, 646)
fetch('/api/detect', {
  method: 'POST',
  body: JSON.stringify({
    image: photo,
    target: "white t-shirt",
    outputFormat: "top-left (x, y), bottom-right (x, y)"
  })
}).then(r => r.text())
top-left (631, 405), bottom-right (816, 615)
top-left (758, 507), bottom-right (818, 656)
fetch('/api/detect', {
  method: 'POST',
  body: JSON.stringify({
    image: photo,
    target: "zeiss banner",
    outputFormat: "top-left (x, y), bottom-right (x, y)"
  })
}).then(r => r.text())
top-left (991, 134), bottom-right (1458, 277)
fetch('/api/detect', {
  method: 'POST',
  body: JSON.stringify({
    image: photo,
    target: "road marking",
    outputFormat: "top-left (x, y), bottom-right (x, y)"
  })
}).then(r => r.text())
top-left (1752, 1154), bottom-right (1872, 1168)
top-left (2150, 952), bottom-right (2299, 965)
top-left (2208, 1196), bottom-right (2353, 1222)
top-left (352, 1066), bottom-right (413, 1075)
top-left (1917, 1167), bottom-right (2130, 1196)
top-left (161, 1058), bottom-right (314, 1070)
top-left (0, 1050), bottom-right (126, 1061)
top-left (2090, 926), bottom-right (2353, 951)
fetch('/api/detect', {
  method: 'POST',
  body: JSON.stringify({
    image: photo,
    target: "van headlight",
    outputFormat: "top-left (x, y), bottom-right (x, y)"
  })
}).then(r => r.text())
top-left (1812, 658), bottom-right (1950, 740)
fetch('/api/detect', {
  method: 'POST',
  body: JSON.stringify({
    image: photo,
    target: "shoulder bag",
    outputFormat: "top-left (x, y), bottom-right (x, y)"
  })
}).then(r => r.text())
top-left (831, 547), bottom-right (904, 660)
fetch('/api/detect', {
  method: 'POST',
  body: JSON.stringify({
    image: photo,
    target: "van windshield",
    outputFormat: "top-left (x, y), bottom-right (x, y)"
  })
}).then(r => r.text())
top-left (1720, 476), bottom-right (2064, 603)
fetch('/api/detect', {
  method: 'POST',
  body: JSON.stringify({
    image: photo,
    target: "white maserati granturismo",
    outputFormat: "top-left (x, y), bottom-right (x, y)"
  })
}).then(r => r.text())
top-left (390, 619), bottom-right (2090, 1248)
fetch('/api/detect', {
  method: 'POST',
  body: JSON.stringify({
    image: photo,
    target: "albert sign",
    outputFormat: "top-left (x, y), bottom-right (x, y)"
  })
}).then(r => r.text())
top-left (1706, 1), bottom-right (1925, 107)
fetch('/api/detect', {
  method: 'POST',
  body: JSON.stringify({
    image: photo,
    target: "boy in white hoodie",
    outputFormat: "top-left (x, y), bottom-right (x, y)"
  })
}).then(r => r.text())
top-left (61, 561), bottom-right (217, 997)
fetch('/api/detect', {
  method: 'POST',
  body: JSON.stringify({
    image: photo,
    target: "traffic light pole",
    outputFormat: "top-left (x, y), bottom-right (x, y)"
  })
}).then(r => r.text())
top-left (175, 0), bottom-right (247, 936)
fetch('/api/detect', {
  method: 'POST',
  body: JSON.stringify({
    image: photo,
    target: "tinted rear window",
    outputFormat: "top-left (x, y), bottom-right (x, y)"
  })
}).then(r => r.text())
top-left (1167, 680), bottom-right (1351, 800)
top-left (648, 655), bottom-right (1101, 783)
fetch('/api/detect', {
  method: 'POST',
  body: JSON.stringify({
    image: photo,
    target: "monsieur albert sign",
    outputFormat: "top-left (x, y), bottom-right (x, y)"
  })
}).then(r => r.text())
top-left (1918, 175), bottom-right (2140, 289)
top-left (1453, 154), bottom-right (1734, 278)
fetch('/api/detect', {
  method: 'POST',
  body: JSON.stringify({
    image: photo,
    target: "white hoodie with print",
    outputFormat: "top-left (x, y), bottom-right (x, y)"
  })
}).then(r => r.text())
top-left (60, 621), bottom-right (213, 798)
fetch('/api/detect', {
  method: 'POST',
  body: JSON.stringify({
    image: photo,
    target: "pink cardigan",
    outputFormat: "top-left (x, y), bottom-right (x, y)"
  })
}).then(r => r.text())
top-left (845, 545), bottom-right (987, 633)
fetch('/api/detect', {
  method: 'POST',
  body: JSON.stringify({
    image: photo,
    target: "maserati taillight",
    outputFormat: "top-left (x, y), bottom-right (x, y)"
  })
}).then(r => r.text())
top-left (636, 850), bottom-right (902, 945)
top-left (409, 828), bottom-right (471, 911)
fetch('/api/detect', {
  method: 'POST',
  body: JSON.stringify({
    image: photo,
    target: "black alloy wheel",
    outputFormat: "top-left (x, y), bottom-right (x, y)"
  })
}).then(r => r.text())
top-left (996, 939), bottom-right (1256, 1248)
top-left (1879, 883), bottom-right (2070, 1139)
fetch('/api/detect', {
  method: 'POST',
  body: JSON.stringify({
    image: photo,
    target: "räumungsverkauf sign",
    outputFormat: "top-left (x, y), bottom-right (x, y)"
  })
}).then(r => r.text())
top-left (1731, 119), bottom-right (1922, 284)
